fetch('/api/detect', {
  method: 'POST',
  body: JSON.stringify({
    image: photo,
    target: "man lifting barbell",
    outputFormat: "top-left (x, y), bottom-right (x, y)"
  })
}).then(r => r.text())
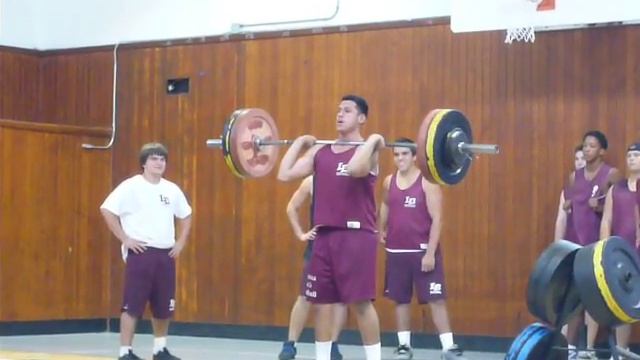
top-left (276, 94), bottom-right (384, 360)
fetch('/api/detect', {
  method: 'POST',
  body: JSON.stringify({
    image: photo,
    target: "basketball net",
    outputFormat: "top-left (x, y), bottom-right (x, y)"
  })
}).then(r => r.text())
top-left (505, 26), bottom-right (536, 43)
top-left (504, 0), bottom-right (543, 43)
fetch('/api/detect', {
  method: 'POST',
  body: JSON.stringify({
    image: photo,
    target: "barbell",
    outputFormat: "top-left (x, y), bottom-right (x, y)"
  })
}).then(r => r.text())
top-left (205, 108), bottom-right (500, 185)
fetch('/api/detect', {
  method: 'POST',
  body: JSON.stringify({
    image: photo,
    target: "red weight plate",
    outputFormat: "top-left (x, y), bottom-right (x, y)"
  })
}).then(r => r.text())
top-left (228, 108), bottom-right (279, 178)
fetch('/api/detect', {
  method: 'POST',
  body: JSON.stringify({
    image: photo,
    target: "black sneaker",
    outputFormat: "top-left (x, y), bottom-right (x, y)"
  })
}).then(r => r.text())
top-left (331, 342), bottom-right (343, 360)
top-left (278, 341), bottom-right (297, 360)
top-left (394, 344), bottom-right (414, 360)
top-left (441, 344), bottom-right (467, 360)
top-left (118, 350), bottom-right (143, 360)
top-left (153, 348), bottom-right (181, 360)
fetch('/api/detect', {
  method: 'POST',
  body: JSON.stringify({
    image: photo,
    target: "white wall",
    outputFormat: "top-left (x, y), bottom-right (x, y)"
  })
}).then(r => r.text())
top-left (0, 0), bottom-right (452, 50)
top-left (0, 0), bottom-right (39, 48)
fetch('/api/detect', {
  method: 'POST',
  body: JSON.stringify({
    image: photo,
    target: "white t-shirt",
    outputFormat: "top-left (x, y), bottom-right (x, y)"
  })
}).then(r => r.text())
top-left (100, 174), bottom-right (192, 252)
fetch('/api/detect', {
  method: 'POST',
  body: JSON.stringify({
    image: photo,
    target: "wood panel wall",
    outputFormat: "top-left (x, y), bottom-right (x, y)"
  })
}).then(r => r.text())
top-left (38, 51), bottom-right (114, 126)
top-left (2, 23), bottom-right (640, 339)
top-left (0, 49), bottom-right (40, 121)
top-left (0, 121), bottom-right (113, 321)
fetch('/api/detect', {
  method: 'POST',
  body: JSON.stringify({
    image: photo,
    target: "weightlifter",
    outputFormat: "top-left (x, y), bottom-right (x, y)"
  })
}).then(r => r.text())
top-left (564, 131), bottom-right (621, 360)
top-left (599, 142), bottom-right (640, 356)
top-left (277, 95), bottom-right (383, 360)
top-left (378, 138), bottom-right (466, 360)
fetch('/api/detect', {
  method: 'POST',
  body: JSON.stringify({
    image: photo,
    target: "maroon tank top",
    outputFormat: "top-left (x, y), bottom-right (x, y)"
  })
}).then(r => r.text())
top-left (569, 164), bottom-right (612, 245)
top-left (386, 172), bottom-right (432, 251)
top-left (611, 179), bottom-right (637, 248)
top-left (312, 145), bottom-right (377, 232)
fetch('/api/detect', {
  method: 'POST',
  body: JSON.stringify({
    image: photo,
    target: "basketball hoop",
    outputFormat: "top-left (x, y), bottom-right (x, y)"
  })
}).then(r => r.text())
top-left (505, 26), bottom-right (536, 43)
top-left (504, 0), bottom-right (542, 43)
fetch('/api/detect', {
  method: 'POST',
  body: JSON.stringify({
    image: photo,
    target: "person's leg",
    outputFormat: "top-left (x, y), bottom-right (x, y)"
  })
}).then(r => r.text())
top-left (584, 312), bottom-right (599, 359)
top-left (353, 301), bottom-right (381, 360)
top-left (279, 296), bottom-right (312, 360)
top-left (336, 230), bottom-right (381, 360)
top-left (395, 304), bottom-right (412, 344)
top-left (416, 252), bottom-right (465, 359)
top-left (384, 252), bottom-right (414, 358)
top-left (615, 324), bottom-right (632, 354)
top-left (565, 312), bottom-right (583, 359)
top-left (279, 258), bottom-right (315, 360)
top-left (151, 318), bottom-right (170, 354)
top-left (330, 303), bottom-right (347, 340)
top-left (120, 311), bottom-right (138, 348)
top-left (314, 304), bottom-right (335, 360)
top-left (120, 251), bottom-right (152, 358)
top-left (149, 250), bottom-right (178, 359)
top-left (428, 300), bottom-right (455, 349)
top-left (288, 296), bottom-right (312, 340)
top-left (329, 303), bottom-right (347, 360)
top-left (306, 229), bottom-right (340, 360)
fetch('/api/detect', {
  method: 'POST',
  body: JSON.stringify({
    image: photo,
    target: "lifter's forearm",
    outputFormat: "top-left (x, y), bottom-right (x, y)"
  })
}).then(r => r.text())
top-left (347, 140), bottom-right (378, 177)
top-left (277, 140), bottom-right (309, 181)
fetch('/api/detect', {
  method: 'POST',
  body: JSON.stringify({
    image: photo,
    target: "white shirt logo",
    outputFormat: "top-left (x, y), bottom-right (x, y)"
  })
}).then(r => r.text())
top-left (169, 298), bottom-right (176, 311)
top-left (160, 194), bottom-right (171, 205)
top-left (404, 196), bottom-right (417, 208)
top-left (336, 162), bottom-right (349, 176)
top-left (429, 282), bottom-right (442, 295)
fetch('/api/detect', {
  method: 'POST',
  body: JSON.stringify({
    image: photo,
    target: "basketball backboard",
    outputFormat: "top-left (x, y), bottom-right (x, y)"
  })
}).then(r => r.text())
top-left (451, 0), bottom-right (640, 34)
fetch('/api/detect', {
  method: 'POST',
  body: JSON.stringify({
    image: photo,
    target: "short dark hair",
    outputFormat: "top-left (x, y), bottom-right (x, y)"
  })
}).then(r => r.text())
top-left (583, 130), bottom-right (608, 150)
top-left (139, 142), bottom-right (168, 167)
top-left (341, 94), bottom-right (368, 117)
top-left (628, 141), bottom-right (640, 152)
top-left (394, 137), bottom-right (416, 156)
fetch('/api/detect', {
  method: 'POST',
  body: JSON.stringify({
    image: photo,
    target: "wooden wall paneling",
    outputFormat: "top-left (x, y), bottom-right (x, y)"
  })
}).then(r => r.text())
top-left (0, 50), bottom-right (40, 121)
top-left (0, 124), bottom-right (112, 321)
top-left (238, 38), bottom-right (294, 326)
top-left (38, 51), bottom-right (114, 127)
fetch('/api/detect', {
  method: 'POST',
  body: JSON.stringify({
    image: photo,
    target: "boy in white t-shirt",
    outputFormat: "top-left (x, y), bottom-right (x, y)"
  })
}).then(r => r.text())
top-left (100, 143), bottom-right (192, 360)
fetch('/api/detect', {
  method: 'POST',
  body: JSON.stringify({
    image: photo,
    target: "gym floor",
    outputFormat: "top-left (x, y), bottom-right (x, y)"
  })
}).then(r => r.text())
top-left (0, 333), bottom-right (506, 360)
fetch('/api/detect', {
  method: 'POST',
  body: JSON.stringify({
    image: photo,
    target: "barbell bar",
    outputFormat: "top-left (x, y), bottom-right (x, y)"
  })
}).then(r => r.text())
top-left (204, 107), bottom-right (500, 184)
top-left (207, 138), bottom-right (499, 155)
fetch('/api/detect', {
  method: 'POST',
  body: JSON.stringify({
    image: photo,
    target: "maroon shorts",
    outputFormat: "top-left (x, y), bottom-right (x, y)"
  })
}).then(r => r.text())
top-left (384, 251), bottom-right (446, 304)
top-left (122, 247), bottom-right (176, 319)
top-left (305, 228), bottom-right (377, 304)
